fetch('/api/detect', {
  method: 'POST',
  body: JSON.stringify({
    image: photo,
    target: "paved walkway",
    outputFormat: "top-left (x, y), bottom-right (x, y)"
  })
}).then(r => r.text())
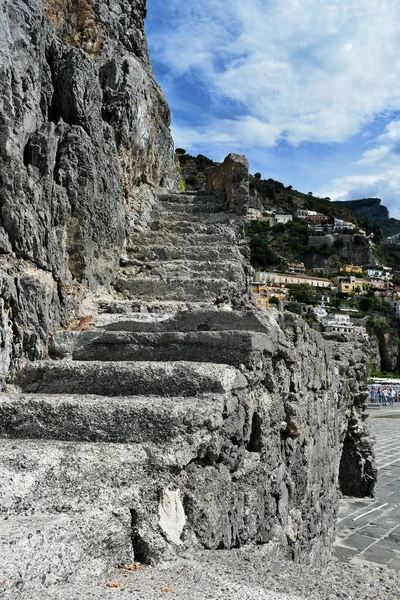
top-left (335, 406), bottom-right (400, 569)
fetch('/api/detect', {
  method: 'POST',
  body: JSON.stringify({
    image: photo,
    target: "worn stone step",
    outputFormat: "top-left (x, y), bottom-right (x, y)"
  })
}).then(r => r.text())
top-left (0, 391), bottom-right (225, 443)
top-left (94, 308), bottom-right (271, 334)
top-left (123, 244), bottom-right (238, 262)
top-left (118, 259), bottom-right (244, 282)
top-left (158, 211), bottom-right (238, 225)
top-left (158, 192), bottom-right (222, 203)
top-left (97, 299), bottom-right (213, 314)
top-left (157, 190), bottom-right (220, 202)
top-left (127, 230), bottom-right (236, 247)
top-left (0, 438), bottom-right (177, 514)
top-left (49, 330), bottom-right (272, 366)
top-left (15, 360), bottom-right (247, 397)
top-left (0, 511), bottom-right (132, 591)
top-left (0, 437), bottom-right (193, 589)
top-left (148, 220), bottom-right (237, 235)
top-left (113, 275), bottom-right (241, 302)
top-left (159, 201), bottom-right (228, 214)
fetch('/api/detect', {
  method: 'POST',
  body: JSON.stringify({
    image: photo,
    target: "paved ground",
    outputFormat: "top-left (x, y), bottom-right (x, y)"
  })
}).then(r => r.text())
top-left (335, 405), bottom-right (400, 569)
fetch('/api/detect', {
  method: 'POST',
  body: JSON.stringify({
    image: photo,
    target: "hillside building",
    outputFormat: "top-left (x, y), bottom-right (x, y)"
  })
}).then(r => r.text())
top-left (251, 284), bottom-right (269, 310)
top-left (274, 214), bottom-right (292, 225)
top-left (306, 214), bottom-right (328, 225)
top-left (365, 266), bottom-right (393, 280)
top-left (247, 207), bottom-right (263, 220)
top-left (286, 261), bottom-right (306, 273)
top-left (340, 265), bottom-right (363, 274)
top-left (295, 209), bottom-right (318, 219)
top-left (259, 272), bottom-right (332, 289)
top-left (333, 218), bottom-right (355, 230)
top-left (391, 300), bottom-right (400, 319)
top-left (332, 276), bottom-right (371, 294)
top-left (322, 313), bottom-right (354, 333)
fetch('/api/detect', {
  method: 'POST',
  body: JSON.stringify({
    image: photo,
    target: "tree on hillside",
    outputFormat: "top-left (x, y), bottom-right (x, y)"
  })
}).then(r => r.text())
top-left (175, 148), bottom-right (186, 155)
top-left (249, 237), bottom-right (280, 268)
top-left (254, 172), bottom-right (262, 179)
top-left (287, 283), bottom-right (316, 305)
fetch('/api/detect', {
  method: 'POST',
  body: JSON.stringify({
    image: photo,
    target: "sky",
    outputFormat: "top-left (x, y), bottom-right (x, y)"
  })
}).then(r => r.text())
top-left (145, 0), bottom-right (400, 219)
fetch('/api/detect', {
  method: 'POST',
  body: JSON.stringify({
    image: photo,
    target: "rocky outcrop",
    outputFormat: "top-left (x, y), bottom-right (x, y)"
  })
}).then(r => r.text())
top-left (206, 154), bottom-right (249, 216)
top-left (374, 324), bottom-right (400, 372)
top-left (0, 0), bottom-right (177, 388)
top-left (305, 234), bottom-right (378, 269)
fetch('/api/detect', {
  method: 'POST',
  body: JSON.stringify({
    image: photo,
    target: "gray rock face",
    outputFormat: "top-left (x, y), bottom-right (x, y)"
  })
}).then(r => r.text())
top-left (206, 154), bottom-right (250, 216)
top-left (0, 0), bottom-right (177, 387)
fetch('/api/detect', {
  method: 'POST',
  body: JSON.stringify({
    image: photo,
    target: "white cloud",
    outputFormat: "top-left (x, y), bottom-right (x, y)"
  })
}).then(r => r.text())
top-left (148, 0), bottom-right (400, 147)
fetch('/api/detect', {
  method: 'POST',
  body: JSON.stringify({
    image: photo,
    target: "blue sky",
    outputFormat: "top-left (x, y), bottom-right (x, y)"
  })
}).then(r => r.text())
top-left (146, 0), bottom-right (400, 219)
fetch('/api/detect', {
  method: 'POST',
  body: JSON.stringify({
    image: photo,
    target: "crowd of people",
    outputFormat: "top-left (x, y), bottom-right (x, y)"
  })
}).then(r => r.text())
top-left (368, 384), bottom-right (400, 406)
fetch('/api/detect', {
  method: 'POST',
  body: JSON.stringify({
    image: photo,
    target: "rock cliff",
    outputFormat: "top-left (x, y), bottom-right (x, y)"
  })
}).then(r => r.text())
top-left (333, 198), bottom-right (389, 223)
top-left (0, 0), bottom-right (177, 387)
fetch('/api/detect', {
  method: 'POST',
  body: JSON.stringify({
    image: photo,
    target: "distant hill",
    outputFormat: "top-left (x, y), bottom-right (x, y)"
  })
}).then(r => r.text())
top-left (250, 177), bottom-right (369, 229)
top-left (333, 198), bottom-right (400, 236)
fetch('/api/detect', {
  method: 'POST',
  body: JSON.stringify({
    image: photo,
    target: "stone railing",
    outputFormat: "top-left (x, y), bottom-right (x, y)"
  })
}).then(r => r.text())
top-left (205, 153), bottom-right (249, 216)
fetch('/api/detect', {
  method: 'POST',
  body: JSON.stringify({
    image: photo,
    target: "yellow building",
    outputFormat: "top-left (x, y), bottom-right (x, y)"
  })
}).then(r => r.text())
top-left (251, 284), bottom-right (269, 310)
top-left (332, 276), bottom-right (372, 294)
top-left (340, 265), bottom-right (363, 274)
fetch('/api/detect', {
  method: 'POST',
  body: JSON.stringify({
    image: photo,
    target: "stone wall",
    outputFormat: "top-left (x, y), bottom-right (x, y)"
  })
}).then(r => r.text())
top-left (205, 153), bottom-right (249, 216)
top-left (175, 311), bottom-right (376, 566)
top-left (0, 0), bottom-right (177, 388)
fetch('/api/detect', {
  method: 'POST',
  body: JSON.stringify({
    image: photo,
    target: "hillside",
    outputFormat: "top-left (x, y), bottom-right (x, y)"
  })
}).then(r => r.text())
top-left (250, 177), bottom-right (375, 230)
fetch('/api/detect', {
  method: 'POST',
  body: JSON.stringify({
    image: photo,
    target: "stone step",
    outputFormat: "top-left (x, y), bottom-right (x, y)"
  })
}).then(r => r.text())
top-left (15, 360), bottom-right (247, 397)
top-left (113, 275), bottom-right (241, 302)
top-left (0, 511), bottom-right (132, 591)
top-left (118, 259), bottom-right (244, 282)
top-left (158, 192), bottom-right (222, 202)
top-left (93, 308), bottom-right (271, 334)
top-left (0, 438), bottom-right (190, 586)
top-left (123, 244), bottom-right (239, 262)
top-left (147, 220), bottom-right (237, 236)
top-left (0, 438), bottom-right (156, 514)
top-left (98, 299), bottom-right (213, 314)
top-left (127, 230), bottom-right (236, 247)
top-left (49, 330), bottom-right (272, 366)
top-left (157, 211), bottom-right (238, 225)
top-left (159, 201), bottom-right (228, 214)
top-left (0, 391), bottom-right (225, 443)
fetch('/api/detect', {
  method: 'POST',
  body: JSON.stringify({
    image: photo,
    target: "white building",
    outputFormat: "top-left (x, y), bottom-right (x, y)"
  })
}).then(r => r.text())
top-left (274, 214), bottom-right (292, 225)
top-left (294, 209), bottom-right (318, 219)
top-left (313, 305), bottom-right (328, 321)
top-left (322, 313), bottom-right (354, 333)
top-left (391, 300), bottom-right (400, 319)
top-left (247, 207), bottom-right (263, 220)
top-left (333, 218), bottom-right (355, 231)
top-left (365, 266), bottom-right (393, 280)
top-left (259, 272), bottom-right (332, 289)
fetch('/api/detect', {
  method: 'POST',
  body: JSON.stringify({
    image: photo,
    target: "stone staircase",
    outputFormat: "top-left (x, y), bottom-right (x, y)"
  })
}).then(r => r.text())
top-left (114, 192), bottom-right (248, 303)
top-left (0, 190), bottom-right (275, 592)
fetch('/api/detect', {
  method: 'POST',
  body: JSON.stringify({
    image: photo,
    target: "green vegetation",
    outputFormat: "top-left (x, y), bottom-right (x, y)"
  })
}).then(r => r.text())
top-left (246, 218), bottom-right (308, 267)
top-left (287, 283), bottom-right (316, 305)
top-left (174, 154), bottom-right (186, 192)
